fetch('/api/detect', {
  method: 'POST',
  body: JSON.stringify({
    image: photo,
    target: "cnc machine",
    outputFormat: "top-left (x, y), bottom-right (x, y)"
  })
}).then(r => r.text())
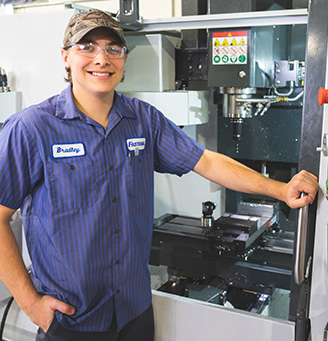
top-left (119, 0), bottom-right (328, 340)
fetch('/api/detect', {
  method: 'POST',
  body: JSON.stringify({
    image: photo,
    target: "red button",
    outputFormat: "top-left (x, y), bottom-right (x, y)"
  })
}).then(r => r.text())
top-left (318, 87), bottom-right (328, 105)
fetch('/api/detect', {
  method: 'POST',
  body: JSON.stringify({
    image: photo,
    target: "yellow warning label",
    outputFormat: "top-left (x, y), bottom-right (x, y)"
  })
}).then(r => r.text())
top-left (239, 38), bottom-right (246, 45)
top-left (231, 38), bottom-right (238, 46)
top-left (214, 39), bottom-right (221, 47)
top-left (222, 38), bottom-right (229, 46)
top-left (228, 33), bottom-right (232, 37)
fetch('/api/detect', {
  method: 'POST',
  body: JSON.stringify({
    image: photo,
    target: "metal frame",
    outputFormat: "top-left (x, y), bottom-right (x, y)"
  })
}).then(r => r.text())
top-left (11, 4), bottom-right (307, 32)
top-left (138, 9), bottom-right (308, 32)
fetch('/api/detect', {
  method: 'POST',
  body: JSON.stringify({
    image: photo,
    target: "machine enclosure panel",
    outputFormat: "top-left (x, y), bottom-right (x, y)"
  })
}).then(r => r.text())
top-left (116, 34), bottom-right (181, 92)
top-left (208, 27), bottom-right (288, 88)
top-left (121, 91), bottom-right (209, 126)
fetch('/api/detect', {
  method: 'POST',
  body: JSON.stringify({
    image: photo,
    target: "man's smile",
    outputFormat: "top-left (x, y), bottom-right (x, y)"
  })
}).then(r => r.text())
top-left (89, 71), bottom-right (113, 77)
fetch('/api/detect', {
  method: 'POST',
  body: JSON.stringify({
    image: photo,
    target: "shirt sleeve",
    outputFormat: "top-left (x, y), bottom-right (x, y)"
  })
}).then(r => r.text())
top-left (0, 115), bottom-right (43, 209)
top-left (151, 106), bottom-right (205, 176)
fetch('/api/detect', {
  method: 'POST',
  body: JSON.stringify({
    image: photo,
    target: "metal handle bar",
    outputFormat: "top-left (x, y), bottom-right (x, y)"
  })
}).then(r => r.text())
top-left (294, 193), bottom-right (309, 285)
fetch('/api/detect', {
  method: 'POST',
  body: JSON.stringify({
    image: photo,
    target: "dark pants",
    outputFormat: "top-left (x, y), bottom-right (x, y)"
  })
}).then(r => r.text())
top-left (36, 305), bottom-right (154, 341)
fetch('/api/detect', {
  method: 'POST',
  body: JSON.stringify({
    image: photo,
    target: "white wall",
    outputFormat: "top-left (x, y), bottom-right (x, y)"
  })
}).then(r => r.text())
top-left (0, 10), bottom-right (74, 107)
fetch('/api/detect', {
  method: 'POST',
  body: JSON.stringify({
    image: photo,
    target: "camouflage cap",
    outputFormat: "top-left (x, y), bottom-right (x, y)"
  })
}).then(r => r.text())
top-left (63, 9), bottom-right (126, 47)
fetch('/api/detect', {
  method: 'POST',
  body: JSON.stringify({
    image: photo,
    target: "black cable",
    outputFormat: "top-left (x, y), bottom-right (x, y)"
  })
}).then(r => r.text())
top-left (0, 296), bottom-right (14, 341)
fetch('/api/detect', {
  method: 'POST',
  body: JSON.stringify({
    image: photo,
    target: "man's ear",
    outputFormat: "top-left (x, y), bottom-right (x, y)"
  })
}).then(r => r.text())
top-left (61, 49), bottom-right (71, 69)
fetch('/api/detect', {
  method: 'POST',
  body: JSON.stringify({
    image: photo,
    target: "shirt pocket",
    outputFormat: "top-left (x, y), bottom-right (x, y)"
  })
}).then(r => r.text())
top-left (46, 158), bottom-right (99, 210)
top-left (127, 152), bottom-right (145, 198)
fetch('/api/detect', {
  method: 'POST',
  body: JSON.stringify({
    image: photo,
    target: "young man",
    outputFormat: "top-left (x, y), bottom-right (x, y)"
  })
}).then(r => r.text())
top-left (0, 8), bottom-right (318, 341)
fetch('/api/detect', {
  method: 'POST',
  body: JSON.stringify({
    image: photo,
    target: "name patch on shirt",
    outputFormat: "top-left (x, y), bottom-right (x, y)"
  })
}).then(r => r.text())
top-left (126, 137), bottom-right (146, 152)
top-left (52, 143), bottom-right (86, 159)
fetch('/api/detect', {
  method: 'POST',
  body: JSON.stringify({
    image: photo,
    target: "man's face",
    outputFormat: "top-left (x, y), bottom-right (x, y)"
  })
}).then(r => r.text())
top-left (61, 27), bottom-right (127, 100)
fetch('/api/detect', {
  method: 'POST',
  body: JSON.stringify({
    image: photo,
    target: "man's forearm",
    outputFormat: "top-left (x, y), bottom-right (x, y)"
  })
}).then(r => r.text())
top-left (193, 149), bottom-right (318, 208)
top-left (0, 219), bottom-right (40, 314)
top-left (0, 205), bottom-right (75, 331)
top-left (193, 149), bottom-right (285, 197)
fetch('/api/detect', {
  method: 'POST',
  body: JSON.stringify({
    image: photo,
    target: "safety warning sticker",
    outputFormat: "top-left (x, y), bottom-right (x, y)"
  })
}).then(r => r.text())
top-left (212, 31), bottom-right (248, 65)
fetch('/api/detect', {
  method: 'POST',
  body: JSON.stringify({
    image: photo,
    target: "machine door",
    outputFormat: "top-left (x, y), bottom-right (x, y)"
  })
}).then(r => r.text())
top-left (309, 70), bottom-right (328, 341)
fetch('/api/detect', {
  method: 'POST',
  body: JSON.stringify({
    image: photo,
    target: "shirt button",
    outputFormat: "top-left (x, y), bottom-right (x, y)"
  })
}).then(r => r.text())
top-left (116, 289), bottom-right (120, 294)
top-left (114, 229), bottom-right (119, 234)
top-left (115, 259), bottom-right (120, 265)
top-left (109, 165), bottom-right (114, 171)
top-left (112, 197), bottom-right (117, 203)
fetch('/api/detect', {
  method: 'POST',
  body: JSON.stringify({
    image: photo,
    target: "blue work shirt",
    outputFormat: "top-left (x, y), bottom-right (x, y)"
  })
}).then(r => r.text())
top-left (0, 85), bottom-right (205, 332)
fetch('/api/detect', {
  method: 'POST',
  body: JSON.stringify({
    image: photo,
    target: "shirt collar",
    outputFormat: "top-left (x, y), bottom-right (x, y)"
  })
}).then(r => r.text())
top-left (55, 84), bottom-right (80, 120)
top-left (55, 85), bottom-right (137, 120)
top-left (111, 92), bottom-right (137, 120)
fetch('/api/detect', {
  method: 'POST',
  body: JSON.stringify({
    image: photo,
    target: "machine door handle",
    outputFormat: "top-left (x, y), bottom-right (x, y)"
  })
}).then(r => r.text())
top-left (294, 193), bottom-right (309, 285)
